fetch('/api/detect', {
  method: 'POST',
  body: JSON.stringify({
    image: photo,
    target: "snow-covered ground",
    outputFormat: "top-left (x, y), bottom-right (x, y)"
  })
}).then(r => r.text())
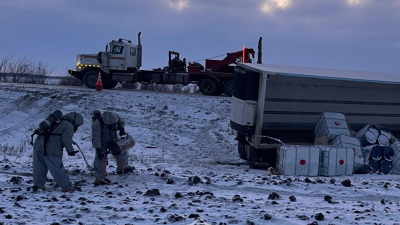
top-left (1, 83), bottom-right (400, 225)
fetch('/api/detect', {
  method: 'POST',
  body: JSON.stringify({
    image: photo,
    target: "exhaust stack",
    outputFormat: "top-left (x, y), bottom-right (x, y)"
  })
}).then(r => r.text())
top-left (137, 32), bottom-right (142, 68)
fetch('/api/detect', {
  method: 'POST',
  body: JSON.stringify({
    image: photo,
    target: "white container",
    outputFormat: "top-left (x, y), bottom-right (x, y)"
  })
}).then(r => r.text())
top-left (390, 141), bottom-right (400, 174)
top-left (277, 145), bottom-right (320, 176)
top-left (319, 147), bottom-right (354, 176)
top-left (115, 134), bottom-right (135, 152)
top-left (354, 124), bottom-right (379, 146)
top-left (314, 112), bottom-right (351, 141)
top-left (330, 135), bottom-right (364, 173)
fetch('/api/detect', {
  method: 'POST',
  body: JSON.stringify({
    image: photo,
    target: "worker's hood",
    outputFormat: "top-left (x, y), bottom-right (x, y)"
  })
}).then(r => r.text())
top-left (64, 112), bottom-right (84, 127)
top-left (101, 111), bottom-right (119, 125)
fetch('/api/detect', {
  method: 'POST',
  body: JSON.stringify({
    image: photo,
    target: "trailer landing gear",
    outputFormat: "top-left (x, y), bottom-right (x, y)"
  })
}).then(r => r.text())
top-left (238, 141), bottom-right (248, 160)
top-left (247, 147), bottom-right (277, 170)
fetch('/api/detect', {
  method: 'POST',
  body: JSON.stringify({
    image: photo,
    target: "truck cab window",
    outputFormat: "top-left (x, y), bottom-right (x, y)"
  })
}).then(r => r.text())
top-left (130, 48), bottom-right (136, 56)
top-left (112, 45), bottom-right (124, 54)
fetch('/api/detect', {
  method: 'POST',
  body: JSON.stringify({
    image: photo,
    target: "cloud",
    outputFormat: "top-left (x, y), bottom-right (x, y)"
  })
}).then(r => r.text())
top-left (1, 0), bottom-right (400, 74)
top-left (165, 0), bottom-right (190, 11)
top-left (346, 0), bottom-right (363, 5)
top-left (261, 0), bottom-right (292, 13)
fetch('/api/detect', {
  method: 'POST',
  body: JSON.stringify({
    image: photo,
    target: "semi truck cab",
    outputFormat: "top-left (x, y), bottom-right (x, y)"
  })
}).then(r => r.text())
top-left (99, 39), bottom-right (142, 72)
top-left (68, 33), bottom-right (142, 89)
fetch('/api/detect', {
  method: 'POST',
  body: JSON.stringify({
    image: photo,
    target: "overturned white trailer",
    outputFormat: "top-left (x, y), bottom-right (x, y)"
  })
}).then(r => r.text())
top-left (230, 63), bottom-right (400, 169)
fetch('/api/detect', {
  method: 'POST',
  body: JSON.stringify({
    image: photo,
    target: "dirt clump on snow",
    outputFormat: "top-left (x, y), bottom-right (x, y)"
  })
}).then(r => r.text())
top-left (341, 179), bottom-right (351, 187)
top-left (315, 212), bottom-right (324, 220)
top-left (174, 192), bottom-right (184, 198)
top-left (296, 215), bottom-right (309, 220)
top-left (232, 194), bottom-right (243, 202)
top-left (144, 189), bottom-right (160, 196)
top-left (268, 192), bottom-right (280, 200)
top-left (262, 213), bottom-right (272, 220)
top-left (188, 176), bottom-right (203, 185)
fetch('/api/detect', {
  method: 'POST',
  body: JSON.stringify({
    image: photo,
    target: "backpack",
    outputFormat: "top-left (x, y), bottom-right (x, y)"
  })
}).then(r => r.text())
top-left (30, 110), bottom-right (73, 156)
top-left (94, 116), bottom-right (122, 155)
top-left (95, 116), bottom-right (118, 132)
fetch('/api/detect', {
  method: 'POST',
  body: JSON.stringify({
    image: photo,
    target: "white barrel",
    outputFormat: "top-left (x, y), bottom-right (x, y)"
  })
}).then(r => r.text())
top-left (377, 134), bottom-right (390, 146)
top-left (354, 124), bottom-right (379, 146)
top-left (380, 128), bottom-right (393, 141)
top-left (373, 124), bottom-right (393, 140)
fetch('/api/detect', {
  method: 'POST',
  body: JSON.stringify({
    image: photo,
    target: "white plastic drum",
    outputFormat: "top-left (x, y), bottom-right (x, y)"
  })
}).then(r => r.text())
top-left (355, 124), bottom-right (379, 146)
top-left (377, 134), bottom-right (390, 146)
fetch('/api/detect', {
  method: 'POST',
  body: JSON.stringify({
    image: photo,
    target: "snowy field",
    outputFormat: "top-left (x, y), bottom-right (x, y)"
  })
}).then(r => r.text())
top-left (1, 82), bottom-right (400, 225)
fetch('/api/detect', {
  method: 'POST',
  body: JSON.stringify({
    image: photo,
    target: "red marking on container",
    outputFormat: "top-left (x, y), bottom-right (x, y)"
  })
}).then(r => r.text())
top-left (339, 160), bottom-right (344, 165)
top-left (300, 160), bottom-right (306, 165)
top-left (352, 148), bottom-right (355, 152)
top-left (335, 121), bottom-right (340, 126)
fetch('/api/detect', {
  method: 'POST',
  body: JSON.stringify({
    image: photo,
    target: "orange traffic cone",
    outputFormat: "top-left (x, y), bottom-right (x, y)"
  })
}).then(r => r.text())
top-left (96, 72), bottom-right (103, 91)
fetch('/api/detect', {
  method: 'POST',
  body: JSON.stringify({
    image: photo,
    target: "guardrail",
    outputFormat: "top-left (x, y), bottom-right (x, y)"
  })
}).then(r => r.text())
top-left (0, 73), bottom-right (59, 80)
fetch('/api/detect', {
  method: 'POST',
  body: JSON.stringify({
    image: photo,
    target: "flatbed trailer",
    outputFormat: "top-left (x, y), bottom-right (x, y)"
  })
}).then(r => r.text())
top-left (68, 32), bottom-right (255, 96)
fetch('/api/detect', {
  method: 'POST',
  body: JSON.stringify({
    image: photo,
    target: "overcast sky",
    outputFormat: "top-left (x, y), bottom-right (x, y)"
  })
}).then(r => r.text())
top-left (1, 0), bottom-right (399, 75)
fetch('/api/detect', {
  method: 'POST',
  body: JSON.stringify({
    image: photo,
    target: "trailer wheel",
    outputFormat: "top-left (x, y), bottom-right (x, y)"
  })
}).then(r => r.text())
top-left (83, 70), bottom-right (98, 89)
top-left (238, 141), bottom-right (248, 160)
top-left (224, 80), bottom-right (233, 97)
top-left (199, 79), bottom-right (218, 95)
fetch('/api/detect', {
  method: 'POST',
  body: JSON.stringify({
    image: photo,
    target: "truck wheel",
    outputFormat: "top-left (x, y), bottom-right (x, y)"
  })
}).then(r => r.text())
top-left (224, 80), bottom-right (233, 97)
top-left (238, 141), bottom-right (248, 160)
top-left (83, 70), bottom-right (98, 89)
top-left (199, 79), bottom-right (218, 95)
